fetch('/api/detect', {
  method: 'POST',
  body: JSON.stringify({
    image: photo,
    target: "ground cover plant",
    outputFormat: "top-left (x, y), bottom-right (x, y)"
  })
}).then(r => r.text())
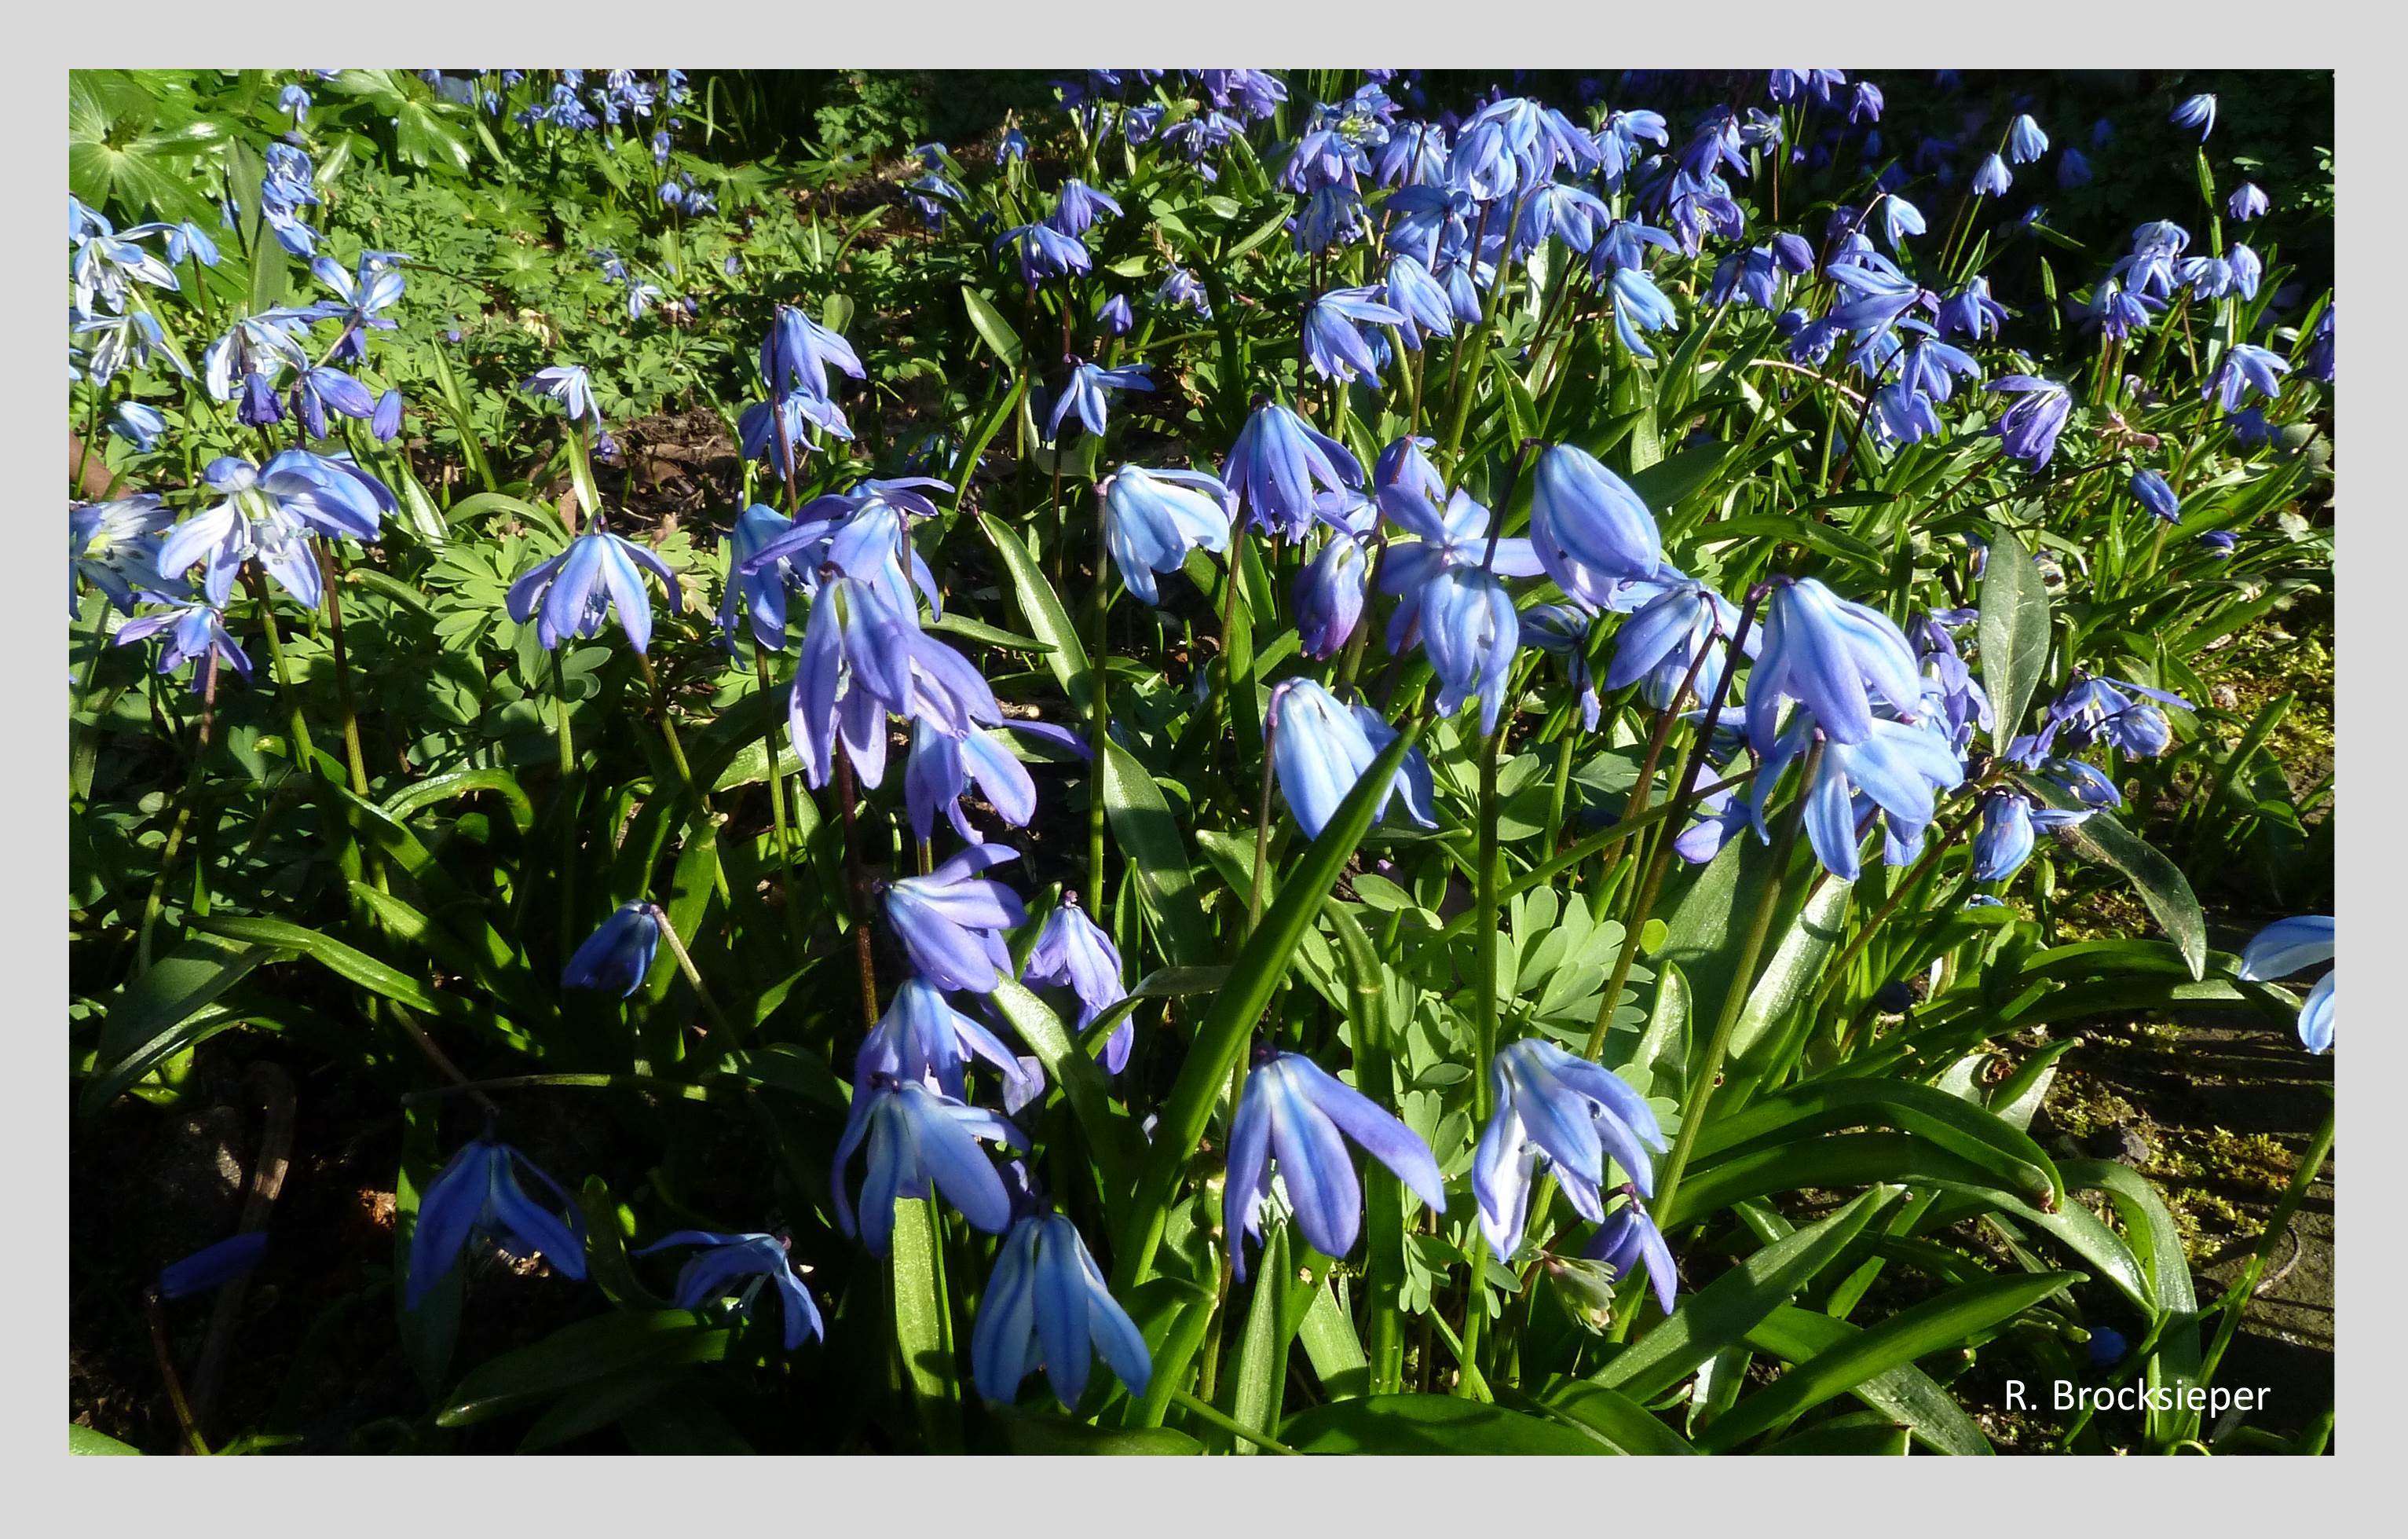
top-left (68, 65), bottom-right (2335, 1457)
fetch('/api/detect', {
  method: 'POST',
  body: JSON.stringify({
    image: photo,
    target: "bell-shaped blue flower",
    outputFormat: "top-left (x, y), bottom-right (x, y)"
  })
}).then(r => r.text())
top-left (1987, 376), bottom-right (2074, 468)
top-left (2131, 470), bottom-right (2181, 523)
top-left (1473, 1038), bottom-right (1667, 1262)
top-left (2170, 93), bottom-right (2217, 141)
top-left (1022, 900), bottom-right (1131, 1065)
top-left (408, 1138), bottom-right (587, 1308)
top-left (1303, 288), bottom-right (1407, 384)
top-left (1971, 790), bottom-right (2088, 882)
top-left (884, 845), bottom-right (1028, 994)
top-left (1583, 1196), bottom-right (1679, 1315)
top-left (1267, 679), bottom-right (1436, 841)
top-left (832, 1078), bottom-right (1023, 1256)
top-left (1100, 465), bottom-right (1235, 605)
top-left (973, 1207), bottom-right (1151, 1408)
top-left (2238, 916), bottom-right (2333, 1053)
top-left (904, 720), bottom-right (1040, 845)
top-left (1747, 577), bottom-right (1925, 753)
top-left (562, 900), bottom-right (661, 996)
top-left (1045, 359), bottom-right (1153, 443)
top-left (521, 365), bottom-right (604, 433)
top-left (1224, 1050), bottom-right (1447, 1281)
top-left (759, 304), bottom-right (865, 403)
top-left (114, 603), bottom-right (251, 690)
top-left (2227, 181), bottom-right (2269, 222)
top-left (1295, 532), bottom-right (1370, 660)
top-left (1753, 709), bottom-right (1966, 881)
top-left (1530, 443), bottom-right (1663, 606)
top-left (2006, 114), bottom-right (2050, 164)
top-left (506, 516), bottom-right (685, 654)
top-left (851, 975), bottom-right (1042, 1116)
top-left (634, 1231), bottom-right (824, 1350)
top-left (1222, 401), bottom-right (1363, 540)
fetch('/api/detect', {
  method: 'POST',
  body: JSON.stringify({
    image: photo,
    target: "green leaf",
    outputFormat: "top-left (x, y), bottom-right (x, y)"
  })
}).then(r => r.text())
top-left (1226, 1225), bottom-right (1293, 1451)
top-left (1693, 1081), bottom-right (2062, 1210)
top-left (1691, 515), bottom-right (1883, 572)
top-left (890, 1197), bottom-right (962, 1453)
top-left (1663, 1131), bottom-right (2029, 1228)
top-left (1280, 1394), bottom-right (1609, 1455)
top-left (437, 1310), bottom-right (728, 1426)
top-left (1760, 1413), bottom-right (1912, 1455)
top-left (186, 913), bottom-right (527, 1049)
top-left (1117, 720), bottom-right (1427, 1288)
top-left (1977, 522), bottom-right (2052, 752)
top-left (1742, 1306), bottom-right (1992, 1454)
top-left (2024, 785), bottom-right (2209, 980)
top-left (1726, 874), bottom-right (1853, 1069)
top-left (979, 513), bottom-right (1091, 716)
top-left (68, 1424), bottom-right (142, 1455)
top-left (928, 612), bottom-right (1052, 652)
top-left (1531, 1380), bottom-right (1698, 1453)
top-left (960, 286), bottom-right (1025, 371)
top-left (1103, 742), bottom-right (1214, 969)
top-left (1700, 1272), bottom-right (2080, 1449)
top-left (1599, 1185), bottom-right (1901, 1400)
top-left (994, 1410), bottom-right (1202, 1454)
top-left (82, 933), bottom-right (276, 1114)
top-left (987, 978), bottom-right (1136, 1189)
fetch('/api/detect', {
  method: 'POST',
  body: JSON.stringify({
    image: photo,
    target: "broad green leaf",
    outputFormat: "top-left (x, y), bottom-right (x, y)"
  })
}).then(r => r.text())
top-left (1743, 1306), bottom-right (1991, 1454)
top-left (1701, 1272), bottom-right (2079, 1449)
top-left (1667, 1131), bottom-right (2026, 1228)
top-left (1693, 1081), bottom-right (2062, 1210)
top-left (82, 933), bottom-right (276, 1114)
top-left (1760, 1413), bottom-right (1911, 1455)
top-left (960, 285), bottom-right (1025, 371)
top-left (68, 1424), bottom-right (142, 1455)
top-left (979, 513), bottom-right (1092, 716)
top-left (1280, 1394), bottom-right (1608, 1455)
top-left (1532, 1380), bottom-right (1698, 1453)
top-left (891, 1196), bottom-right (961, 1453)
top-left (1601, 1185), bottom-right (1901, 1400)
top-left (1297, 1278), bottom-right (1370, 1401)
top-left (1103, 742), bottom-right (1214, 969)
top-left (2025, 785), bottom-right (2208, 980)
top-left (988, 977), bottom-right (1136, 1188)
top-left (1226, 1225), bottom-right (1292, 1452)
top-left (1727, 874), bottom-right (1853, 1067)
top-left (1977, 522), bottom-right (2051, 752)
top-left (187, 913), bottom-right (527, 1049)
top-left (438, 1310), bottom-right (728, 1426)
top-left (994, 1411), bottom-right (1202, 1454)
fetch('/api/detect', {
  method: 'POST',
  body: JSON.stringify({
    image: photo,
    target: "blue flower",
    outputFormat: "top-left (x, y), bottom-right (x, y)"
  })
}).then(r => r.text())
top-left (1582, 1196), bottom-right (1679, 1315)
top-left (717, 504), bottom-right (801, 650)
top-left (1303, 288), bottom-right (1407, 383)
top-left (831, 1078), bottom-right (1023, 1256)
top-left (521, 365), bottom-right (604, 433)
top-left (1048, 178), bottom-right (1123, 237)
top-left (1267, 679), bottom-right (1435, 841)
top-left (505, 517), bottom-right (685, 654)
top-left (2048, 672), bottom-right (2190, 757)
top-left (634, 1232), bottom-right (824, 1350)
top-left (2169, 93), bottom-right (2217, 141)
top-left (1606, 573), bottom-right (1749, 709)
top-left (1752, 709), bottom-right (1965, 881)
top-left (884, 845), bottom-right (1028, 994)
top-left (2206, 343), bottom-right (2289, 412)
top-left (1606, 266), bottom-right (1679, 359)
top-left (1473, 1038), bottom-right (1666, 1262)
top-left (1850, 82), bottom-right (1885, 123)
top-left (109, 401), bottom-right (167, 452)
top-left (407, 1138), bottom-right (587, 1308)
top-left (2058, 147), bottom-right (2093, 188)
top-left (1879, 195), bottom-right (1927, 251)
top-left (2227, 181), bottom-right (2270, 222)
top-left (1045, 359), bottom-right (1153, 443)
top-left (1422, 566), bottom-right (1520, 735)
top-left (71, 495), bottom-right (175, 616)
top-left (1224, 1050), bottom-right (1447, 1281)
top-left (1524, 604), bottom-right (1602, 730)
top-left (996, 222), bottom-right (1091, 288)
top-left (1938, 277), bottom-right (2008, 340)
top-left (1222, 402), bottom-right (1363, 541)
top-left (1098, 293), bottom-right (1134, 337)
top-left (1294, 532), bottom-right (1370, 660)
top-left (905, 720), bottom-right (1041, 846)
top-left (561, 900), bottom-right (661, 996)
top-left (159, 453), bottom-right (391, 610)
top-left (1530, 443), bottom-right (1663, 606)
top-left (1022, 902), bottom-right (1130, 1064)
top-left (1747, 577), bottom-right (1924, 753)
top-left (1987, 376), bottom-right (2074, 468)
top-left (1971, 153), bottom-right (2012, 198)
top-left (288, 365), bottom-right (377, 439)
top-left (972, 1208), bottom-right (1151, 1408)
top-left (1156, 266), bottom-right (1212, 319)
top-left (1971, 790), bottom-right (2088, 882)
top-left (372, 389), bottom-right (404, 442)
top-left (158, 1231), bottom-right (270, 1300)
top-left (759, 305), bottom-right (865, 403)
top-left (2006, 114), bottom-right (2050, 164)
top-left (2238, 916), bottom-right (2333, 1053)
top-left (113, 602), bottom-right (250, 690)
top-left (851, 975), bottom-right (1042, 1118)
top-left (2131, 470), bottom-right (2182, 523)
top-left (1099, 465), bottom-right (1235, 605)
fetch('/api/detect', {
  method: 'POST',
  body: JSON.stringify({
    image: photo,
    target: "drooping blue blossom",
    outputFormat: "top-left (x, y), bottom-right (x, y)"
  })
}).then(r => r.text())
top-left (1022, 903), bottom-right (1133, 1072)
top-left (407, 1138), bottom-right (587, 1308)
top-left (851, 974), bottom-right (1041, 1116)
top-left (1303, 288), bottom-right (1407, 383)
top-left (2206, 343), bottom-right (2290, 412)
top-left (287, 365), bottom-right (378, 439)
top-left (1987, 376), bottom-right (2075, 468)
top-left (2131, 469), bottom-right (2182, 523)
top-left (1048, 179), bottom-right (1122, 237)
top-left (505, 517), bottom-right (684, 654)
top-left (1753, 709), bottom-right (1966, 881)
top-left (112, 602), bottom-right (251, 690)
top-left (2006, 114), bottom-right (2050, 164)
top-left (1971, 790), bottom-right (2088, 882)
top-left (521, 364), bottom-right (604, 434)
top-left (1294, 531), bottom-right (1370, 660)
top-left (1937, 276), bottom-right (2009, 341)
top-left (1045, 359), bottom-right (1153, 442)
top-left (1529, 443), bottom-right (1663, 608)
top-left (2227, 181), bottom-right (2270, 222)
top-left (760, 304), bottom-right (865, 404)
top-left (2058, 147), bottom-right (2093, 188)
top-left (1747, 577), bottom-right (1925, 752)
top-left (561, 900), bottom-right (661, 996)
top-left (1971, 152), bottom-right (2012, 198)
top-left (1879, 194), bottom-right (1927, 251)
top-left (884, 845), bottom-right (1027, 994)
top-left (995, 222), bottom-right (1092, 288)
top-left (1098, 464), bottom-right (1235, 605)
top-left (1224, 1049), bottom-right (1447, 1281)
top-left (1607, 573), bottom-right (1751, 709)
top-left (1156, 266), bottom-right (1212, 319)
top-left (1266, 679), bottom-right (1435, 841)
top-left (2304, 303), bottom-right (2335, 383)
top-left (632, 1231), bottom-right (824, 1351)
top-left (973, 1206), bottom-right (1151, 1408)
top-left (1473, 1037), bottom-right (1666, 1262)
top-left (1524, 603), bottom-right (1601, 730)
top-left (2238, 916), bottom-right (2334, 1053)
top-left (71, 495), bottom-right (175, 616)
top-left (1583, 1196), bottom-right (1679, 1315)
top-left (2169, 93), bottom-right (2217, 141)
top-left (1098, 293), bottom-right (1134, 338)
top-left (159, 453), bottom-right (392, 610)
top-left (904, 720), bottom-right (1045, 848)
top-left (832, 1077), bottom-right (1023, 1257)
top-left (108, 401), bottom-right (167, 453)
top-left (1222, 402), bottom-right (1363, 541)
top-left (158, 1231), bottom-right (271, 1300)
top-left (1605, 266), bottom-right (1679, 359)
top-left (2048, 672), bottom-right (2190, 758)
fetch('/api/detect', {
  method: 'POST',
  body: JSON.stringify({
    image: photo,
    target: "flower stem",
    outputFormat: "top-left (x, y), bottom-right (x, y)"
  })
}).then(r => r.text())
top-left (1088, 487), bottom-right (1111, 913)
top-left (552, 650), bottom-right (580, 964)
top-left (831, 749), bottom-right (881, 1031)
top-left (1649, 742), bottom-right (1824, 1232)
top-left (752, 644), bottom-right (807, 947)
top-left (648, 901), bottom-right (732, 1037)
